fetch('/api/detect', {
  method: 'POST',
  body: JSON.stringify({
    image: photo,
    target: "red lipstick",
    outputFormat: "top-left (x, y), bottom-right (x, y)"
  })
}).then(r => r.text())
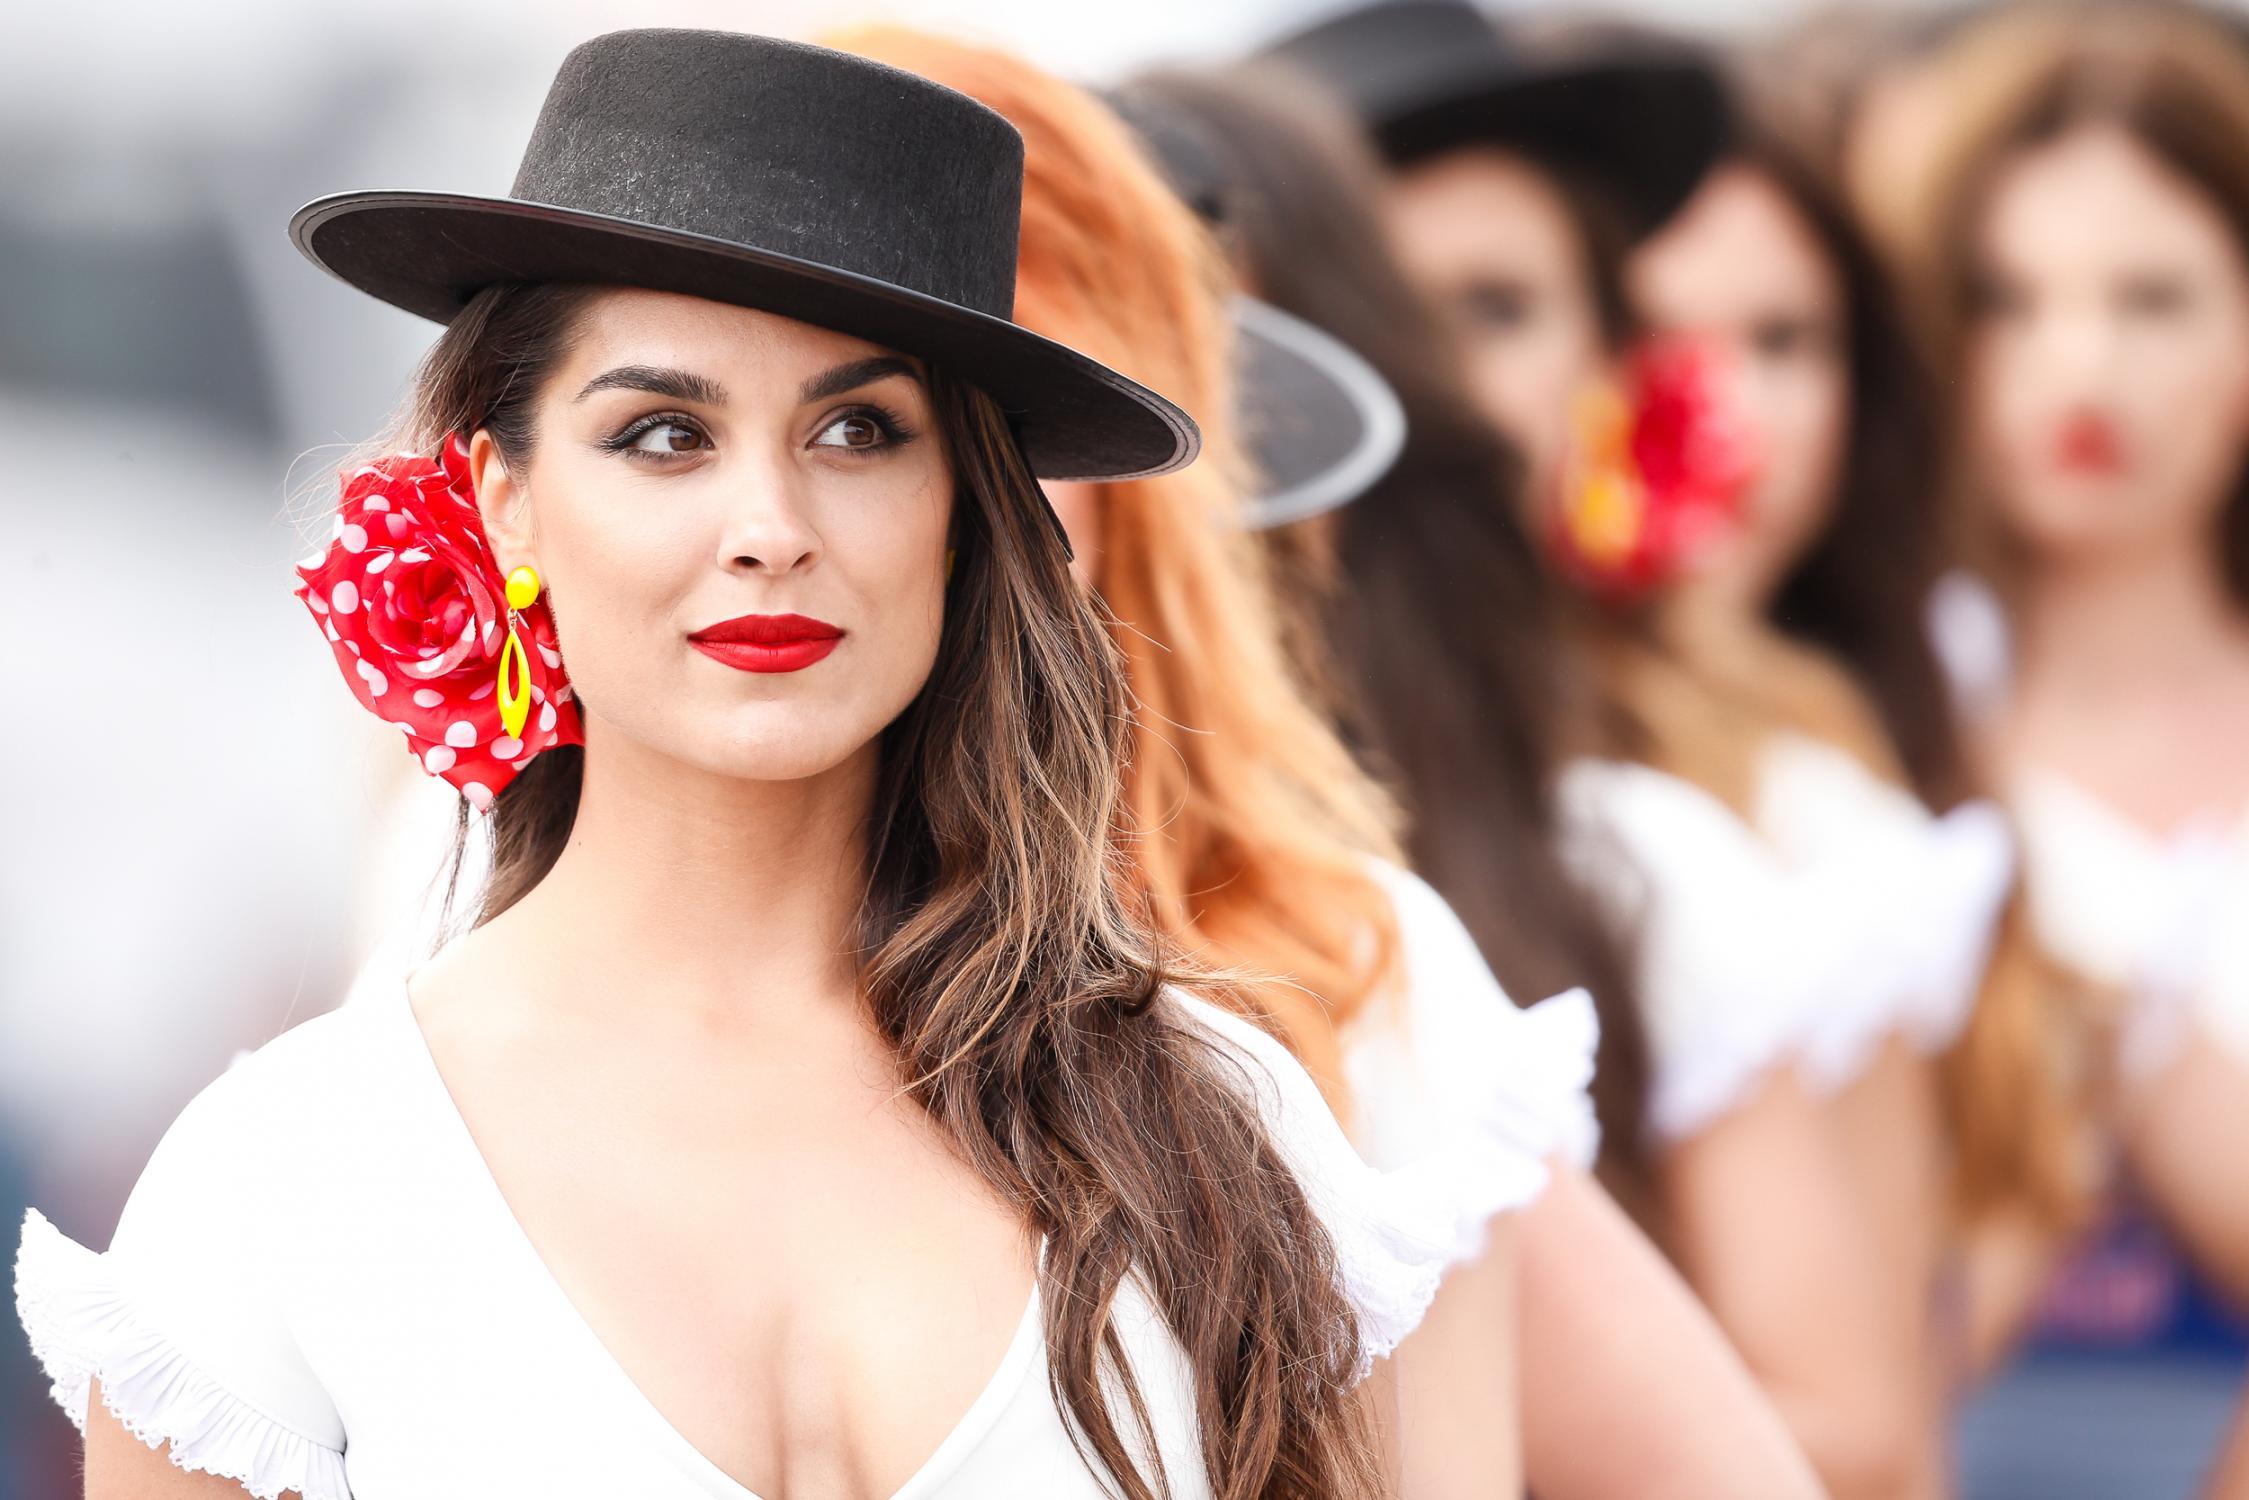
top-left (688, 613), bottom-right (844, 673)
top-left (2055, 410), bottom-right (2125, 477)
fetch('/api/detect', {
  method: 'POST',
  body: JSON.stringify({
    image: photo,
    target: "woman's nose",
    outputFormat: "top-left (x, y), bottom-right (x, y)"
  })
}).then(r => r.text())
top-left (715, 466), bottom-right (821, 575)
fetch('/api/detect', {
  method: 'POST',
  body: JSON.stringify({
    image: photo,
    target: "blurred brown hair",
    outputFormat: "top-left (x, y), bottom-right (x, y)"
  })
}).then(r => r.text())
top-left (1724, 110), bottom-right (1969, 810)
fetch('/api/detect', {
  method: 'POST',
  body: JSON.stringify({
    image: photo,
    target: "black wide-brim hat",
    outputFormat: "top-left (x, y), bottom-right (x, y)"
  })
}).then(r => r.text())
top-left (1260, 0), bottom-right (1727, 241)
top-left (288, 29), bottom-right (1199, 484)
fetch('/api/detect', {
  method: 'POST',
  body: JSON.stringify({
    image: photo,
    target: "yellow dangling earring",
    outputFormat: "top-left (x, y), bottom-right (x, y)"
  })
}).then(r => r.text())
top-left (497, 564), bottom-right (540, 740)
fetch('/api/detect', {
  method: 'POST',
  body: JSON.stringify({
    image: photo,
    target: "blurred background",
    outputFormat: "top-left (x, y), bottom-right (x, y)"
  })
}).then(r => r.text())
top-left (3, 1), bottom-right (2244, 1495)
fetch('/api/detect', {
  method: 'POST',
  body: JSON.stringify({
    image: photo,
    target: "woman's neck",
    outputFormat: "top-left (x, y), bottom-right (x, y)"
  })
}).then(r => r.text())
top-left (514, 728), bottom-right (877, 1029)
top-left (2016, 528), bottom-right (2249, 698)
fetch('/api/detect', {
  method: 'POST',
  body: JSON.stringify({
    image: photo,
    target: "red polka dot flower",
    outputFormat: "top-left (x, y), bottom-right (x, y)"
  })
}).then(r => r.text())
top-left (294, 432), bottom-right (583, 810)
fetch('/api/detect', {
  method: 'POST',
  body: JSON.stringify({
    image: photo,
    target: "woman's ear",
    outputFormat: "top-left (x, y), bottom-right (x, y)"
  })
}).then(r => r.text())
top-left (467, 428), bottom-right (532, 562)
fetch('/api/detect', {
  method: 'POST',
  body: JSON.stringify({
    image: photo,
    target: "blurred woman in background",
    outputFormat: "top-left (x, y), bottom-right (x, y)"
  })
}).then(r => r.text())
top-left (1134, 37), bottom-right (1942, 1496)
top-left (1623, 87), bottom-right (2099, 1384)
top-left (1914, 2), bottom-right (2249, 1490)
top-left (837, 25), bottom-right (1825, 1499)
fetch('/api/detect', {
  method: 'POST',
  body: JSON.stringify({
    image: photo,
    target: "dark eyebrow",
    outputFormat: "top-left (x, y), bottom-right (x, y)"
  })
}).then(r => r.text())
top-left (573, 365), bottom-right (728, 406)
top-left (800, 356), bottom-right (920, 404)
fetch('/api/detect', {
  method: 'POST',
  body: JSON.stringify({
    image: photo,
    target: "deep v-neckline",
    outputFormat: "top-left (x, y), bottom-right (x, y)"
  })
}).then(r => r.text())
top-left (385, 964), bottom-right (1049, 1500)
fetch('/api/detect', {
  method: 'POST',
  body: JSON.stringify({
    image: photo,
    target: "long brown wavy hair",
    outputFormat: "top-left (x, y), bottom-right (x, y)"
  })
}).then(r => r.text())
top-left (1113, 61), bottom-right (1657, 1203)
top-left (834, 26), bottom-right (1408, 1117)
top-left (376, 281), bottom-right (1382, 1499)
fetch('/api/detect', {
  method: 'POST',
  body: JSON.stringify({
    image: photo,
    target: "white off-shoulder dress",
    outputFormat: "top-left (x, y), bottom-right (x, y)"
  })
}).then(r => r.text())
top-left (13, 951), bottom-right (1552, 1500)
top-left (1557, 740), bottom-right (2014, 1144)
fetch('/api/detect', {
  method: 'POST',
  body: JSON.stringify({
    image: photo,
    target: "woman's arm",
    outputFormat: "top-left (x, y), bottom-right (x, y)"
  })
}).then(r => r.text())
top-left (2123, 1031), bottom-right (2249, 1311)
top-left (84, 1375), bottom-right (301, 1499)
top-left (1824, 1037), bottom-right (1952, 1492)
top-left (1517, 1165), bottom-right (1826, 1500)
top-left (1663, 1067), bottom-right (1927, 1500)
top-left (1386, 1213), bottom-right (1522, 1499)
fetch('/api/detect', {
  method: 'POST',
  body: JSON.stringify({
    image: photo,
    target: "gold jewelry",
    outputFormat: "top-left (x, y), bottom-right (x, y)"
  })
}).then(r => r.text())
top-left (497, 564), bottom-right (541, 738)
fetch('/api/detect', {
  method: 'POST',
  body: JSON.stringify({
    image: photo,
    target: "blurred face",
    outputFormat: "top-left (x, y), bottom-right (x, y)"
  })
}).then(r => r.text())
top-left (471, 287), bottom-right (953, 785)
top-left (1383, 146), bottom-right (1612, 508)
top-left (1970, 125), bottom-right (2249, 568)
top-left (1630, 163), bottom-right (1851, 609)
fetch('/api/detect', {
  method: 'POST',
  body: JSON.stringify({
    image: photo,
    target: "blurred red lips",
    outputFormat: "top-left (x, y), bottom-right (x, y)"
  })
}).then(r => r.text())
top-left (2054, 410), bottom-right (2125, 477)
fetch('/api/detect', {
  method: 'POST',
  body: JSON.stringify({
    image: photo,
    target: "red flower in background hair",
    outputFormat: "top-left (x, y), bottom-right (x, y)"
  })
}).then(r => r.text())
top-left (1549, 336), bottom-right (1760, 601)
top-left (294, 432), bottom-right (583, 810)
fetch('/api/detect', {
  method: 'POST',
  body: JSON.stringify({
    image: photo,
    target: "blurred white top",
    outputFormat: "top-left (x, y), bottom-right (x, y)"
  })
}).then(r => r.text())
top-left (2011, 768), bottom-right (2249, 1080)
top-left (1557, 747), bottom-right (2014, 1145)
top-left (1927, 566), bottom-right (2249, 1079)
top-left (13, 969), bottom-right (1492, 1499)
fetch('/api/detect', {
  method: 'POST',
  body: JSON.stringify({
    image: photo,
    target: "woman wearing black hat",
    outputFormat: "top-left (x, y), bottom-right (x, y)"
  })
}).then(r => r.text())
top-left (12, 30), bottom-right (1467, 1500)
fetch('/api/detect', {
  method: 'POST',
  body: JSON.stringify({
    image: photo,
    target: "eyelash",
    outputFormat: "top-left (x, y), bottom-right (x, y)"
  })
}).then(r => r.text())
top-left (596, 404), bottom-right (916, 464)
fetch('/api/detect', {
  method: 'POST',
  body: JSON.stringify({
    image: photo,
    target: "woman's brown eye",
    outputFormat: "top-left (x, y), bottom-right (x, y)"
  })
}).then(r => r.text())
top-left (814, 413), bottom-right (886, 449)
top-left (627, 420), bottom-right (705, 454)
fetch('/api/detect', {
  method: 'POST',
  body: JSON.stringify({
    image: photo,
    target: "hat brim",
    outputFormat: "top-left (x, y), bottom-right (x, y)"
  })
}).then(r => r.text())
top-left (1377, 58), bottom-right (1726, 240)
top-left (289, 191), bottom-right (1200, 483)
top-left (1233, 296), bottom-right (1405, 531)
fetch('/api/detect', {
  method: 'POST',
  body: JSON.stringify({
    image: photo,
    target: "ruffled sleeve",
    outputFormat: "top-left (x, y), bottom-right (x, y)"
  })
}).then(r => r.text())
top-left (1556, 758), bottom-right (1829, 1143)
top-left (1753, 733), bottom-right (2016, 1087)
top-left (13, 1045), bottom-right (351, 1499)
top-left (1559, 751), bottom-right (2016, 1140)
top-left (1343, 860), bottom-right (1600, 1179)
top-left (1172, 990), bottom-right (1524, 1381)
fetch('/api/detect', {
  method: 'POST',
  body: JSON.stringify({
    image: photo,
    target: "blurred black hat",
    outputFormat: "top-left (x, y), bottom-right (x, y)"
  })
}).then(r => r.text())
top-left (1106, 84), bottom-right (1405, 530)
top-left (1261, 0), bottom-right (1727, 240)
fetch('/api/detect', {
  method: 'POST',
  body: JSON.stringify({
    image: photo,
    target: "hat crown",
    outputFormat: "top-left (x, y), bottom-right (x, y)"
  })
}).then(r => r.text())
top-left (506, 29), bottom-right (1024, 317)
top-left (1266, 0), bottom-right (1520, 124)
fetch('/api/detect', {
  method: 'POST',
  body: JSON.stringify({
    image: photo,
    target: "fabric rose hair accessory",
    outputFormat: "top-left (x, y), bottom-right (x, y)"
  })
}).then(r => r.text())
top-left (1549, 336), bottom-right (1760, 602)
top-left (294, 432), bottom-right (583, 811)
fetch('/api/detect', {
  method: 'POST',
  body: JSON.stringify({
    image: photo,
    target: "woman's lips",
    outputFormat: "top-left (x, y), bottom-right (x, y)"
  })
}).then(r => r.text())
top-left (688, 613), bottom-right (844, 674)
top-left (2054, 411), bottom-right (2126, 477)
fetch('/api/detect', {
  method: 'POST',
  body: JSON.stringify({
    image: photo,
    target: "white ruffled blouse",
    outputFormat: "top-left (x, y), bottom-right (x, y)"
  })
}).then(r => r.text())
top-left (13, 930), bottom-right (1565, 1500)
top-left (1556, 737), bottom-right (2015, 1144)
top-left (2012, 767), bottom-right (2249, 1081)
